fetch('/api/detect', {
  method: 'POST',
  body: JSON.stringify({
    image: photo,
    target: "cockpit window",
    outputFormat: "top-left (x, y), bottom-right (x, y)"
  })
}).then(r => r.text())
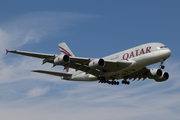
top-left (160, 46), bottom-right (167, 48)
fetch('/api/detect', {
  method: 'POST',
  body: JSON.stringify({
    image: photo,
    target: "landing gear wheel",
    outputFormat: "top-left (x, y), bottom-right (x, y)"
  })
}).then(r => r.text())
top-left (117, 81), bottom-right (119, 85)
top-left (159, 65), bottom-right (165, 69)
top-left (159, 59), bottom-right (166, 69)
top-left (122, 80), bottom-right (130, 85)
top-left (122, 80), bottom-right (125, 84)
top-left (98, 77), bottom-right (120, 85)
top-left (98, 77), bottom-right (106, 83)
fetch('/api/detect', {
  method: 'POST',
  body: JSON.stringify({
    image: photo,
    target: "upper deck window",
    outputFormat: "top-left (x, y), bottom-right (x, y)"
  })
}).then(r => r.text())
top-left (160, 46), bottom-right (167, 48)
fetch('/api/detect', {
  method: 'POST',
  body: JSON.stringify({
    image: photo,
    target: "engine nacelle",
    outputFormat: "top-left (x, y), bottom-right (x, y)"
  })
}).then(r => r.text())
top-left (155, 72), bottom-right (169, 82)
top-left (54, 54), bottom-right (70, 65)
top-left (147, 69), bottom-right (162, 79)
top-left (89, 59), bottom-right (105, 69)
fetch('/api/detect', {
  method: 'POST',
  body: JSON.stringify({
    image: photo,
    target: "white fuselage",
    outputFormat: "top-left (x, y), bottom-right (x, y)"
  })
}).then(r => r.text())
top-left (63, 43), bottom-right (171, 81)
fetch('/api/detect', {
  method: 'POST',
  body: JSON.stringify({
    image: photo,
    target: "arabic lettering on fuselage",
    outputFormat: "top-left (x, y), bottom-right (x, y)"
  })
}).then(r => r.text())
top-left (123, 46), bottom-right (151, 61)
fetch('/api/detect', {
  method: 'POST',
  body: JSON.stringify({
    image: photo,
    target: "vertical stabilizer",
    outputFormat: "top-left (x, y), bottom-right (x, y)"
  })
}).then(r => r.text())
top-left (59, 42), bottom-right (75, 57)
top-left (58, 42), bottom-right (75, 73)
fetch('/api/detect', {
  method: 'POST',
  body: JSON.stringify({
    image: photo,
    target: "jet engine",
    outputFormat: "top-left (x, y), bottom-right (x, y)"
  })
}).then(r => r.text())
top-left (88, 59), bottom-right (105, 69)
top-left (147, 69), bottom-right (162, 79)
top-left (54, 54), bottom-right (70, 65)
top-left (155, 72), bottom-right (169, 82)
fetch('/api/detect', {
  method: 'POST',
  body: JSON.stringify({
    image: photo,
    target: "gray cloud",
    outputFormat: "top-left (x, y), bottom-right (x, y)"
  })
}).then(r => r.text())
top-left (26, 87), bottom-right (50, 98)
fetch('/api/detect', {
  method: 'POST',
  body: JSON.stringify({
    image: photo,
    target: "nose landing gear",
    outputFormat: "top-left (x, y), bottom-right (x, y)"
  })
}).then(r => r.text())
top-left (159, 59), bottom-right (165, 69)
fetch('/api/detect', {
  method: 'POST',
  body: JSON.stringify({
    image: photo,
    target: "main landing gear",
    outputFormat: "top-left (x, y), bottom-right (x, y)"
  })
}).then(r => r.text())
top-left (98, 77), bottom-right (130, 85)
top-left (122, 80), bottom-right (130, 85)
top-left (98, 77), bottom-right (119, 85)
top-left (159, 59), bottom-right (165, 69)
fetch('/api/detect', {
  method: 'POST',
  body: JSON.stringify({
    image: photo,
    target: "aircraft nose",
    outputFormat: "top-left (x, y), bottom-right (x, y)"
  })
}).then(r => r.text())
top-left (168, 48), bottom-right (171, 56)
top-left (165, 48), bottom-right (171, 58)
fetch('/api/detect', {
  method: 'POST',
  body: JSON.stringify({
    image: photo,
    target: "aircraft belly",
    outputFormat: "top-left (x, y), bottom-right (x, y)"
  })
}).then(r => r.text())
top-left (104, 62), bottom-right (140, 80)
top-left (105, 68), bottom-right (138, 80)
top-left (70, 73), bottom-right (97, 81)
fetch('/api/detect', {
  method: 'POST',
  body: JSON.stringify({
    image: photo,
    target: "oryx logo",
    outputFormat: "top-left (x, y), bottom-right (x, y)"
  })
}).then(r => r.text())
top-left (59, 47), bottom-right (72, 57)
top-left (59, 46), bottom-right (72, 72)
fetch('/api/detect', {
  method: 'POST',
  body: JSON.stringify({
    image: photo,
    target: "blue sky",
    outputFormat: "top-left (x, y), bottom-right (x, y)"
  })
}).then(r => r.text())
top-left (0, 0), bottom-right (180, 120)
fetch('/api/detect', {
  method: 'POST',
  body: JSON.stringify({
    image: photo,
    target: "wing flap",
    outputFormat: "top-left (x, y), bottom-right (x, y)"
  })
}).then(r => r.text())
top-left (32, 70), bottom-right (72, 77)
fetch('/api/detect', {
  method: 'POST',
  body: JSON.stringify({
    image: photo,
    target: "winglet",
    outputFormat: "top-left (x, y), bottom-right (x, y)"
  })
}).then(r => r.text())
top-left (6, 49), bottom-right (9, 55)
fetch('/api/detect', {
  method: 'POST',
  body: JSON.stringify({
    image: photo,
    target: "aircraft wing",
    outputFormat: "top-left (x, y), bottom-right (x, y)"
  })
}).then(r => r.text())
top-left (6, 49), bottom-right (133, 78)
top-left (123, 67), bottom-right (149, 81)
top-left (6, 49), bottom-right (56, 64)
top-left (121, 67), bottom-right (169, 82)
top-left (64, 57), bottom-right (132, 77)
top-left (70, 57), bottom-right (132, 71)
top-left (6, 50), bottom-right (55, 59)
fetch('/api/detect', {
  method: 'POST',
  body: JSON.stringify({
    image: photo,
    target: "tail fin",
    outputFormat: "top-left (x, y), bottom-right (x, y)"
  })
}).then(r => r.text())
top-left (58, 42), bottom-right (75, 73)
top-left (59, 42), bottom-right (75, 57)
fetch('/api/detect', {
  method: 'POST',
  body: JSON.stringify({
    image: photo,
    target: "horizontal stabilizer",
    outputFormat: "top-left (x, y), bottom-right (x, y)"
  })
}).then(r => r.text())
top-left (32, 70), bottom-right (72, 77)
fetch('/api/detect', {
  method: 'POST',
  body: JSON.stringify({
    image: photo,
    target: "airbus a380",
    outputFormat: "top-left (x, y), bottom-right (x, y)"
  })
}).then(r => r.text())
top-left (6, 42), bottom-right (171, 85)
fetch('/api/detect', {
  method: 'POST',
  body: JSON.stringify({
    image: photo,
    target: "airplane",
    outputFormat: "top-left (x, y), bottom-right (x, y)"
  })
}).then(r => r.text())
top-left (6, 42), bottom-right (171, 85)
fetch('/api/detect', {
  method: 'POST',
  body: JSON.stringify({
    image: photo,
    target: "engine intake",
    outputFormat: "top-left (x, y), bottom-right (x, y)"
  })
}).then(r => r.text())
top-left (89, 59), bottom-right (105, 69)
top-left (147, 69), bottom-right (162, 79)
top-left (54, 54), bottom-right (70, 65)
top-left (155, 72), bottom-right (169, 82)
